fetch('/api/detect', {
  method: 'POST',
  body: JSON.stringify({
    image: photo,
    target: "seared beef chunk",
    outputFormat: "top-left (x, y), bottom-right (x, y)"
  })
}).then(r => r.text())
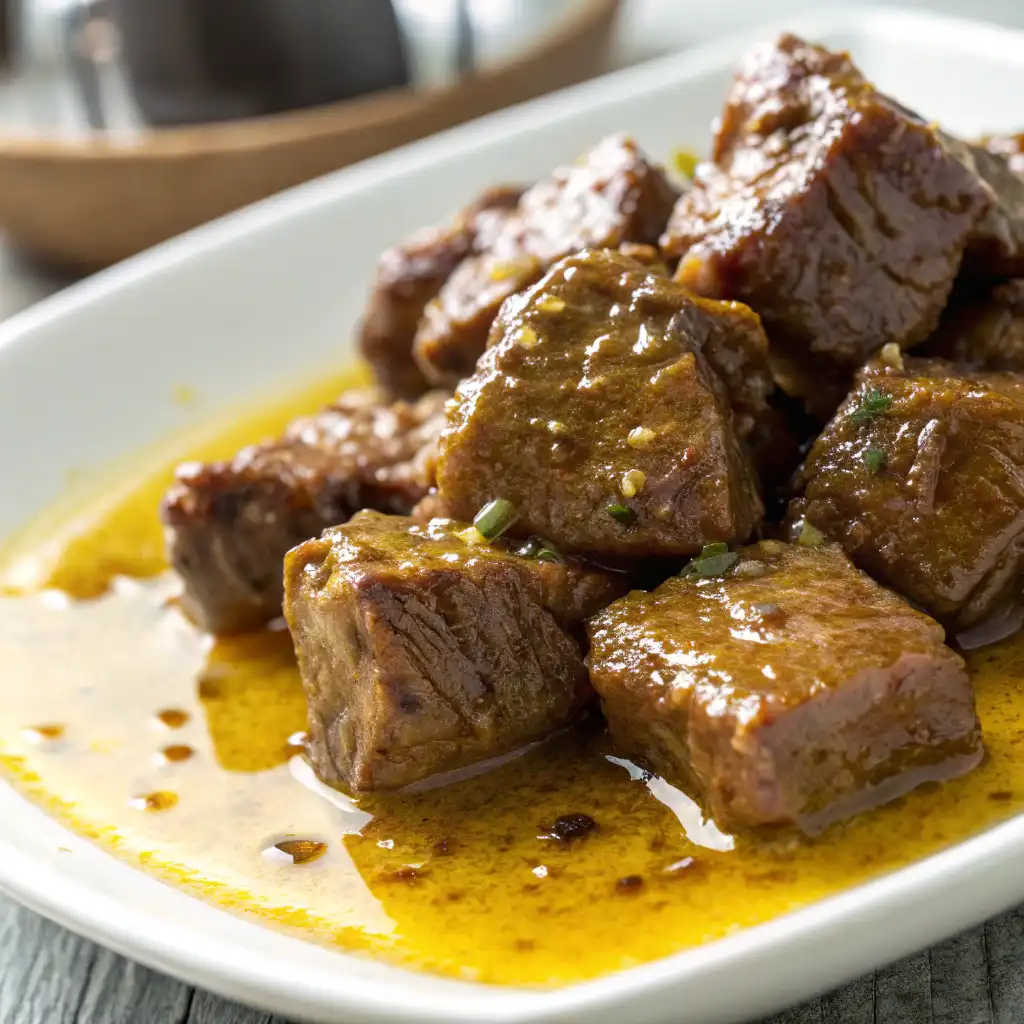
top-left (661, 34), bottom-right (994, 414)
top-left (163, 389), bottom-right (448, 634)
top-left (587, 541), bottom-right (981, 833)
top-left (942, 135), bottom-right (1024, 278)
top-left (359, 186), bottom-right (522, 397)
top-left (413, 135), bottom-right (679, 387)
top-left (434, 249), bottom-right (772, 558)
top-left (789, 355), bottom-right (1024, 631)
top-left (283, 511), bottom-right (625, 791)
top-left (925, 279), bottom-right (1024, 371)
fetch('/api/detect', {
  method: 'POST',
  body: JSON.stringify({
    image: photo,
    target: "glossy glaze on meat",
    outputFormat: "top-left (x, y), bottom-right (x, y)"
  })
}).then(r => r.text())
top-left (662, 34), bottom-right (994, 415)
top-left (358, 187), bottom-right (523, 397)
top-left (434, 248), bottom-right (771, 557)
top-left (789, 355), bottom-right (1024, 631)
top-left (283, 511), bottom-right (625, 791)
top-left (413, 134), bottom-right (679, 387)
top-left (163, 389), bottom-right (448, 633)
top-left (588, 542), bottom-right (981, 832)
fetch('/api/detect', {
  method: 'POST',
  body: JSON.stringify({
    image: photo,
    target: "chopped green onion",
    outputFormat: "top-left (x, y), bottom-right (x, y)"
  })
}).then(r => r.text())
top-left (690, 552), bottom-right (738, 578)
top-left (606, 503), bottom-right (637, 527)
top-left (797, 520), bottom-right (826, 548)
top-left (473, 499), bottom-right (518, 541)
top-left (681, 542), bottom-right (738, 578)
top-left (698, 542), bottom-right (729, 559)
top-left (864, 446), bottom-right (887, 474)
top-left (849, 388), bottom-right (893, 424)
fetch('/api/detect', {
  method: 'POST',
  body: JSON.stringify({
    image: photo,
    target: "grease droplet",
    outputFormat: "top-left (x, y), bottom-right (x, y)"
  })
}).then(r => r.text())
top-left (161, 745), bottom-right (194, 764)
top-left (616, 874), bottom-right (644, 894)
top-left (156, 709), bottom-right (190, 729)
top-left (23, 724), bottom-right (65, 744)
top-left (265, 839), bottom-right (328, 865)
top-left (541, 813), bottom-right (597, 842)
top-left (129, 791), bottom-right (178, 812)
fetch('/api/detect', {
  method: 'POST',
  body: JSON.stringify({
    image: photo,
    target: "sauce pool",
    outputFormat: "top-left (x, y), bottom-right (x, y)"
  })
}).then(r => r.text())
top-left (1, 365), bottom-right (1024, 987)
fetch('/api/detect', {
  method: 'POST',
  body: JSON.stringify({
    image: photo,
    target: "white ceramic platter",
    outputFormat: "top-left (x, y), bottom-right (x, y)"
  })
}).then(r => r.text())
top-left (2, 7), bottom-right (1024, 1022)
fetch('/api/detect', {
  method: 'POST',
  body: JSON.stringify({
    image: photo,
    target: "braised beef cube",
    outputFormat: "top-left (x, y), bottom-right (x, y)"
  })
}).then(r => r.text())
top-left (413, 134), bottom-right (679, 387)
top-left (283, 511), bottom-right (625, 791)
top-left (661, 34), bottom-right (993, 413)
top-left (359, 186), bottom-right (522, 397)
top-left (944, 135), bottom-right (1024, 278)
top-left (434, 249), bottom-right (771, 558)
top-left (789, 355), bottom-right (1024, 631)
top-left (163, 389), bottom-right (448, 634)
top-left (587, 541), bottom-right (981, 833)
top-left (925, 279), bottom-right (1024, 371)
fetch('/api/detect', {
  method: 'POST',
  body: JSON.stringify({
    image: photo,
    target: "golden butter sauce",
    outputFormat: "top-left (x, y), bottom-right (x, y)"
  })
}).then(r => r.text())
top-left (2, 365), bottom-right (1024, 987)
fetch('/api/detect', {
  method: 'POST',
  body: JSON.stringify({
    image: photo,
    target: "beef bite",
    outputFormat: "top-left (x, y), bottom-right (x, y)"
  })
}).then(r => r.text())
top-left (789, 353), bottom-right (1024, 632)
top-left (163, 389), bottom-right (448, 634)
top-left (413, 134), bottom-right (679, 388)
top-left (944, 135), bottom-right (1024, 278)
top-left (358, 186), bottom-right (522, 398)
top-left (434, 248), bottom-right (773, 558)
top-left (661, 34), bottom-right (995, 414)
top-left (283, 510), bottom-right (626, 791)
top-left (924, 279), bottom-right (1024, 371)
top-left (587, 541), bottom-right (982, 834)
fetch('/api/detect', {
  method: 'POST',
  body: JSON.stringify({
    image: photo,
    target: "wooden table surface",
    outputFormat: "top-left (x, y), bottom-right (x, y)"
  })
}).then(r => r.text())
top-left (2, 244), bottom-right (1021, 1024)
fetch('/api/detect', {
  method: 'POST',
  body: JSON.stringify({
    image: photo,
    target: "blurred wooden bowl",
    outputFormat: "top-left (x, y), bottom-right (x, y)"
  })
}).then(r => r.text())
top-left (0, 0), bottom-right (619, 271)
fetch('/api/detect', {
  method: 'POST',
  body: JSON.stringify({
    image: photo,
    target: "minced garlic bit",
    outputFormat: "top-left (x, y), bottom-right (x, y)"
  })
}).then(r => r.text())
top-left (878, 342), bottom-right (904, 370)
top-left (733, 560), bottom-right (767, 579)
top-left (547, 420), bottom-right (566, 434)
top-left (456, 525), bottom-right (488, 546)
top-left (516, 325), bottom-right (539, 349)
top-left (620, 469), bottom-right (646, 498)
top-left (627, 426), bottom-right (656, 448)
top-left (796, 520), bottom-right (826, 548)
top-left (489, 257), bottom-right (534, 281)
top-left (671, 147), bottom-right (699, 180)
top-left (536, 294), bottom-right (566, 313)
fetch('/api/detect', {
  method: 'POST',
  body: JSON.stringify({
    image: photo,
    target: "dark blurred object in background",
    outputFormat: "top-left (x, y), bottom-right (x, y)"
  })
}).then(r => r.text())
top-left (111, 0), bottom-right (410, 126)
top-left (0, 0), bottom-right (619, 270)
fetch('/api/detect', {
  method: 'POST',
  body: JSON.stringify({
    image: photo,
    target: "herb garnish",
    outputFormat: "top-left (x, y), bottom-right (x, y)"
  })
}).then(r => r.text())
top-left (864, 446), bottom-right (887, 474)
top-left (682, 542), bottom-right (738, 579)
top-left (849, 388), bottom-right (893, 424)
top-left (473, 499), bottom-right (517, 541)
top-left (606, 503), bottom-right (637, 527)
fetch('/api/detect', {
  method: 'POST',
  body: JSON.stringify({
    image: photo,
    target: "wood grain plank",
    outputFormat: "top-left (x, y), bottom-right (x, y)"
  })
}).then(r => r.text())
top-left (186, 988), bottom-right (291, 1024)
top-left (984, 907), bottom-right (1024, 1024)
top-left (929, 928), bottom-right (991, 1024)
top-left (874, 951), bottom-right (934, 1024)
top-left (761, 996), bottom-right (823, 1023)
top-left (821, 972), bottom-right (874, 1024)
top-left (74, 947), bottom-right (192, 1024)
top-left (0, 897), bottom-right (100, 1024)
